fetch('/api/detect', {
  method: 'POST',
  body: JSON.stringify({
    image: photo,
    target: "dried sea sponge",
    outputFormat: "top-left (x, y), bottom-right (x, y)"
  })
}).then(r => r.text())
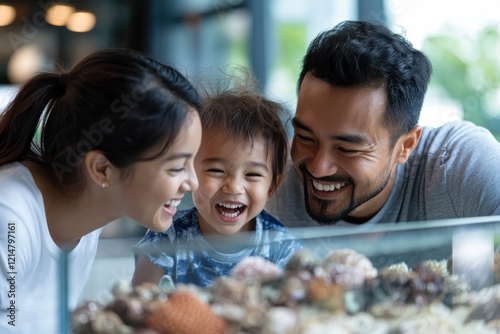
top-left (145, 291), bottom-right (226, 334)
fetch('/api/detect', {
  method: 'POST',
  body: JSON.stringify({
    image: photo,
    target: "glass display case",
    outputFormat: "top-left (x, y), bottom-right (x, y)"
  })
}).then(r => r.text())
top-left (69, 215), bottom-right (500, 333)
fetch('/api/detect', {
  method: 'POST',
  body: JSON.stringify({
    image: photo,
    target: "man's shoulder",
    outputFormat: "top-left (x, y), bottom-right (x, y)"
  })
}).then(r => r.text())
top-left (418, 120), bottom-right (498, 165)
top-left (421, 120), bottom-right (494, 147)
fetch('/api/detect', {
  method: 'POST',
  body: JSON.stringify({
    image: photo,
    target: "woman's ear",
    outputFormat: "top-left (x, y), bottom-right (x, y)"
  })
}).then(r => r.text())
top-left (267, 174), bottom-right (284, 199)
top-left (83, 151), bottom-right (117, 189)
top-left (395, 126), bottom-right (422, 164)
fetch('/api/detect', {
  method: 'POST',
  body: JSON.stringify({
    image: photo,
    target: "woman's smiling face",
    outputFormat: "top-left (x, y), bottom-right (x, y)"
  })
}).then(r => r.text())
top-left (116, 112), bottom-right (202, 232)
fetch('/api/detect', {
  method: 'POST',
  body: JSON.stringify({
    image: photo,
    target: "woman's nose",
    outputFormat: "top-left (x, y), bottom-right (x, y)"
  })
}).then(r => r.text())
top-left (183, 166), bottom-right (199, 192)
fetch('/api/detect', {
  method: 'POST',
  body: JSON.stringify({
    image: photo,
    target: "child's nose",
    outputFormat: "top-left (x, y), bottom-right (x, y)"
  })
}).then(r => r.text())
top-left (222, 177), bottom-right (244, 195)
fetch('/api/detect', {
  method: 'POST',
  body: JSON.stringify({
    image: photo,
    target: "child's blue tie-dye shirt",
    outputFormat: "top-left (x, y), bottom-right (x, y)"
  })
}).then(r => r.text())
top-left (134, 208), bottom-right (303, 287)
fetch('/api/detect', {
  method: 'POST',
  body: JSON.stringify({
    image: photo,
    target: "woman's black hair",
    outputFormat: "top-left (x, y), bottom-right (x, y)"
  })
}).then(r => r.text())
top-left (0, 48), bottom-right (201, 189)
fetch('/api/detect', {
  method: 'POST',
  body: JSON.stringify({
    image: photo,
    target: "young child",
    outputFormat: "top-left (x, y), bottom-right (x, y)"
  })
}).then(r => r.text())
top-left (132, 71), bottom-right (303, 288)
top-left (0, 49), bottom-right (201, 334)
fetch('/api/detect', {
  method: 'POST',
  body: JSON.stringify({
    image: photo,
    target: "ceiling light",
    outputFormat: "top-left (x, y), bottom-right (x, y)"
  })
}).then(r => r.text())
top-left (46, 4), bottom-right (76, 26)
top-left (7, 45), bottom-right (50, 84)
top-left (0, 5), bottom-right (16, 26)
top-left (66, 11), bottom-right (96, 33)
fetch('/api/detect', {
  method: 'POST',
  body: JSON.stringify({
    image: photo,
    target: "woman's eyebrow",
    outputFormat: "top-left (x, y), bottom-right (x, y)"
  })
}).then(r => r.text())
top-left (163, 153), bottom-right (192, 161)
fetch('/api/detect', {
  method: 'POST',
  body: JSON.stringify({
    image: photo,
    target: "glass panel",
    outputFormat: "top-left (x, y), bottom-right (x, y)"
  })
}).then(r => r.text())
top-left (73, 216), bottom-right (500, 333)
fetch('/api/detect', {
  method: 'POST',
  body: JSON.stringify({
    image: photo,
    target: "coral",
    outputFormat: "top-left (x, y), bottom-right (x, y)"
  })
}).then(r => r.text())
top-left (306, 277), bottom-right (346, 312)
top-left (323, 249), bottom-right (378, 288)
top-left (145, 291), bottom-right (226, 334)
top-left (73, 249), bottom-right (500, 334)
top-left (230, 256), bottom-right (283, 282)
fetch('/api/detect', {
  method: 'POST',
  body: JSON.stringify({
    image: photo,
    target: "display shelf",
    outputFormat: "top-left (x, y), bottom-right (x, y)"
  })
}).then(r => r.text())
top-left (69, 215), bottom-right (500, 333)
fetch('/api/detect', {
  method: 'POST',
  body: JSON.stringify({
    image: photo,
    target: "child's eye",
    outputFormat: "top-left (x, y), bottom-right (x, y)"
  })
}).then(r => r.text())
top-left (207, 168), bottom-right (224, 174)
top-left (247, 173), bottom-right (263, 178)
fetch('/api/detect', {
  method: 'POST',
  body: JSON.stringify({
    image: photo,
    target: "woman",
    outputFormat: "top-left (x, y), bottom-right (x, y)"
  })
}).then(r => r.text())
top-left (0, 49), bottom-right (202, 334)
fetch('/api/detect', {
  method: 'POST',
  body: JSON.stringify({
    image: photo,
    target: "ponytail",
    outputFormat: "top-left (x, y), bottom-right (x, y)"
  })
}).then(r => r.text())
top-left (0, 73), bottom-right (63, 165)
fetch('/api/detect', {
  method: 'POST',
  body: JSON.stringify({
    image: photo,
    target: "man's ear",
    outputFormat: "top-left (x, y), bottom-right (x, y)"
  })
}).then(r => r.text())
top-left (83, 151), bottom-right (118, 188)
top-left (395, 126), bottom-right (422, 164)
top-left (268, 174), bottom-right (284, 199)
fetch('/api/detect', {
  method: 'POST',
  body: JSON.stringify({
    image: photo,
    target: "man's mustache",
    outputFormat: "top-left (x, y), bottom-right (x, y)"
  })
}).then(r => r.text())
top-left (299, 164), bottom-right (351, 183)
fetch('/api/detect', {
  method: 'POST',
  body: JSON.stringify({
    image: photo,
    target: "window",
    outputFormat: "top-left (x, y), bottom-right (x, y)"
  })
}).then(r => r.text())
top-left (387, 0), bottom-right (500, 139)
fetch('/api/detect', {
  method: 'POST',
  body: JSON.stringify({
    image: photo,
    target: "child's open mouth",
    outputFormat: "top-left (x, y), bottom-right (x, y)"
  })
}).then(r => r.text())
top-left (216, 202), bottom-right (246, 219)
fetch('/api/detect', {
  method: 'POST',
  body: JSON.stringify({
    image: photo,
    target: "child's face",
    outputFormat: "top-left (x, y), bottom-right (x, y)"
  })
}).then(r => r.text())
top-left (117, 112), bottom-right (201, 232)
top-left (193, 131), bottom-right (275, 235)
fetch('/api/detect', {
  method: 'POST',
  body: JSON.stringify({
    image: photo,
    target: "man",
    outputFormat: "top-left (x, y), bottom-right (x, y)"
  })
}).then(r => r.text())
top-left (266, 20), bottom-right (500, 228)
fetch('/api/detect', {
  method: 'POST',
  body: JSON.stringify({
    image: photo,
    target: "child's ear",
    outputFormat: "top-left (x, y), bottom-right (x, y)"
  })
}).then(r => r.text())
top-left (267, 174), bottom-right (284, 199)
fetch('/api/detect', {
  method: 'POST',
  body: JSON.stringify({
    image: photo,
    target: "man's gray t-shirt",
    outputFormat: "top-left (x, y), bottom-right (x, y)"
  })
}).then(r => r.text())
top-left (266, 121), bottom-right (500, 228)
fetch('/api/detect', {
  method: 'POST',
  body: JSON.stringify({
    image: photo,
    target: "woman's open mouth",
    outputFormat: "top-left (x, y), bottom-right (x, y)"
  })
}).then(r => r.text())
top-left (163, 199), bottom-right (181, 215)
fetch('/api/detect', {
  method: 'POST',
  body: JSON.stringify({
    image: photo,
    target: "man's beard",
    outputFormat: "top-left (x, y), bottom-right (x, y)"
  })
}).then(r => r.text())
top-left (299, 164), bottom-right (392, 225)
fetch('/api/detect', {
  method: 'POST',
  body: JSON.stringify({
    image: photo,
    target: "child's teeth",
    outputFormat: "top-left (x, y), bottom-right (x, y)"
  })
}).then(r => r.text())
top-left (219, 202), bottom-right (243, 209)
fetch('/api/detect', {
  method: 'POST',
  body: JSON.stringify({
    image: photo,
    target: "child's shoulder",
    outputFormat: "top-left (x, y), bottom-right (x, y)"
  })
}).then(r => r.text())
top-left (259, 210), bottom-right (288, 230)
top-left (174, 207), bottom-right (198, 223)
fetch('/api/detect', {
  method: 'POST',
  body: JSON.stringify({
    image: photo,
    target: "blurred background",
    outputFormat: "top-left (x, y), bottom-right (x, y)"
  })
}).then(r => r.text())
top-left (1, 0), bottom-right (498, 302)
top-left (1, 0), bottom-right (500, 138)
top-left (2, 0), bottom-right (500, 236)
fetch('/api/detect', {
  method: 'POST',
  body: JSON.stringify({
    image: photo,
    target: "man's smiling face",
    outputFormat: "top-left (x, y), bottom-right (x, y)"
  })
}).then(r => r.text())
top-left (291, 74), bottom-right (400, 225)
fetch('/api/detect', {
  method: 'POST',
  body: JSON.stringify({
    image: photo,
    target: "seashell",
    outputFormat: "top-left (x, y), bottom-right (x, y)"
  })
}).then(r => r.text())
top-left (89, 311), bottom-right (132, 334)
top-left (72, 301), bottom-right (103, 333)
top-left (210, 303), bottom-right (247, 323)
top-left (72, 302), bottom-right (133, 334)
top-left (278, 276), bottom-right (307, 305)
top-left (211, 277), bottom-right (263, 308)
top-left (105, 296), bottom-right (147, 328)
top-left (261, 307), bottom-right (298, 334)
top-left (111, 279), bottom-right (134, 299)
top-left (285, 248), bottom-right (319, 275)
top-left (158, 274), bottom-right (175, 292)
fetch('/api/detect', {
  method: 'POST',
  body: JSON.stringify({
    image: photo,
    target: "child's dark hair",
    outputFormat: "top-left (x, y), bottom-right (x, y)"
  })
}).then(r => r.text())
top-left (0, 48), bottom-right (201, 191)
top-left (200, 68), bottom-right (290, 192)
